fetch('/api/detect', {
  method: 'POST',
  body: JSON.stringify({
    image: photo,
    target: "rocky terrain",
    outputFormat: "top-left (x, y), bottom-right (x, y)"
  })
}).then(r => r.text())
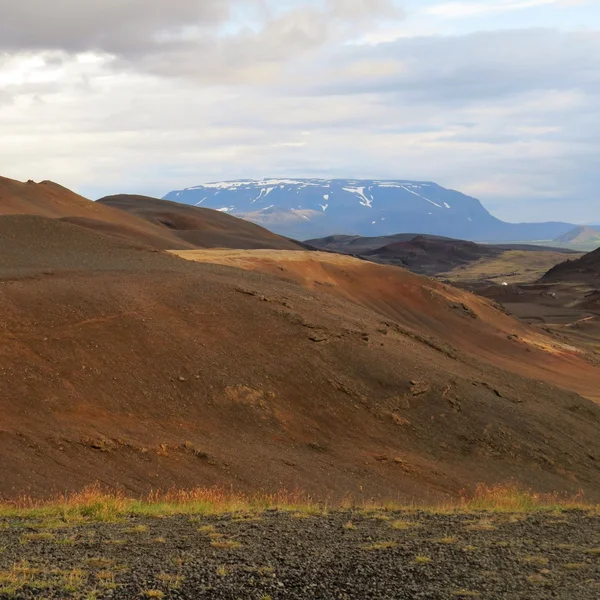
top-left (1, 510), bottom-right (598, 599)
top-left (543, 246), bottom-right (600, 284)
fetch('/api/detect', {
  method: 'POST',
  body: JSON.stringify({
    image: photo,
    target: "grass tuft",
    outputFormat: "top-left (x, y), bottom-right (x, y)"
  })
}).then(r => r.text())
top-left (211, 539), bottom-right (242, 550)
top-left (361, 541), bottom-right (397, 551)
top-left (216, 565), bottom-right (228, 577)
top-left (158, 573), bottom-right (184, 588)
top-left (390, 519), bottom-right (420, 530)
top-left (521, 556), bottom-right (549, 566)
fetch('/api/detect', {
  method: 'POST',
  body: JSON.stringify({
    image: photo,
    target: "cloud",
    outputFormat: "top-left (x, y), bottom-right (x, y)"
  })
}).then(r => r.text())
top-left (0, 1), bottom-right (598, 223)
top-left (303, 29), bottom-right (600, 104)
top-left (426, 0), bottom-right (591, 19)
top-left (0, 0), bottom-right (404, 83)
top-left (0, 1), bottom-right (231, 54)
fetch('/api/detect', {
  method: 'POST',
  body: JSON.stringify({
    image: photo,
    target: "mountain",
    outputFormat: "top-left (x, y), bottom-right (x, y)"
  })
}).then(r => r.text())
top-left (554, 225), bottom-right (600, 246)
top-left (163, 179), bottom-right (574, 242)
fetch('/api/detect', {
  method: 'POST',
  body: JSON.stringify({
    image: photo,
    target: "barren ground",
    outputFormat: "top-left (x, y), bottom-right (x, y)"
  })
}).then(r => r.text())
top-left (1, 510), bottom-right (599, 599)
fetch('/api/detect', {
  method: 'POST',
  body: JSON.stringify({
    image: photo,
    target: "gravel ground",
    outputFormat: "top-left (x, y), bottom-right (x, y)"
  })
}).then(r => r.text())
top-left (0, 510), bottom-right (598, 599)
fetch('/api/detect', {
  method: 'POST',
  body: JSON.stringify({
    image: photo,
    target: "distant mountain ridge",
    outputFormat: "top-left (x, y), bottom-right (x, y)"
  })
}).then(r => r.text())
top-left (163, 178), bottom-right (574, 242)
top-left (308, 233), bottom-right (579, 277)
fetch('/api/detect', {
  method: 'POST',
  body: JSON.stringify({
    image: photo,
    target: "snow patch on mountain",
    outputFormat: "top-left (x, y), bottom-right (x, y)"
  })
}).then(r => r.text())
top-left (163, 178), bottom-right (575, 242)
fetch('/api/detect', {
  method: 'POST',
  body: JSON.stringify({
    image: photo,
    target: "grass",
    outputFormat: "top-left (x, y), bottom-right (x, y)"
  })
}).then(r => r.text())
top-left (361, 541), bottom-right (397, 551)
top-left (158, 573), bottom-right (184, 588)
top-left (413, 556), bottom-right (432, 564)
top-left (84, 557), bottom-right (114, 569)
top-left (20, 532), bottom-right (55, 544)
top-left (435, 536), bottom-right (458, 544)
top-left (465, 518), bottom-right (497, 531)
top-left (522, 556), bottom-right (550, 566)
top-left (390, 519), bottom-right (420, 530)
top-left (0, 563), bottom-right (90, 596)
top-left (0, 483), bottom-right (594, 524)
top-left (211, 539), bottom-right (242, 550)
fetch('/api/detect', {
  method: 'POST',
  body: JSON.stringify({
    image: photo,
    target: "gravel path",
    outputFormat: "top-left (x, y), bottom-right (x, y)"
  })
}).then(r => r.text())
top-left (0, 510), bottom-right (598, 599)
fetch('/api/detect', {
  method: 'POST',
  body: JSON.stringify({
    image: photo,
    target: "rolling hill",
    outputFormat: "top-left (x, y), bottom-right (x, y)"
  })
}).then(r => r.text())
top-left (0, 176), bottom-right (303, 251)
top-left (97, 194), bottom-right (303, 251)
top-left (1, 175), bottom-right (600, 503)
top-left (307, 233), bottom-right (580, 281)
top-left (163, 178), bottom-right (574, 242)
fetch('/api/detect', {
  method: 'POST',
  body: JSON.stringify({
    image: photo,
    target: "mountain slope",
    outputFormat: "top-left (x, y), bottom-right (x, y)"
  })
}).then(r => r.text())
top-left (2, 211), bottom-right (600, 499)
top-left (98, 194), bottom-right (303, 251)
top-left (554, 226), bottom-right (600, 246)
top-left (164, 179), bottom-right (573, 242)
top-left (0, 176), bottom-right (303, 251)
top-left (543, 246), bottom-right (600, 283)
top-left (0, 175), bottom-right (195, 250)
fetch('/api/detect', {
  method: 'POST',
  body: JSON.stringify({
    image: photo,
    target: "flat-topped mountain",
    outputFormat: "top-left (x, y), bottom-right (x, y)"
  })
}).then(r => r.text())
top-left (164, 178), bottom-right (573, 242)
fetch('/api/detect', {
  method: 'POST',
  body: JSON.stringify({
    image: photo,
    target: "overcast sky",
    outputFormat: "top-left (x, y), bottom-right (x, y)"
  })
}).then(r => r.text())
top-left (1, 0), bottom-right (598, 223)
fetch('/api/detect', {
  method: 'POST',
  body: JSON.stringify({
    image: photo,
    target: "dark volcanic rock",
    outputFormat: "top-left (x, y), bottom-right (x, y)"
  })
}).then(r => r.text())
top-left (0, 511), bottom-right (598, 599)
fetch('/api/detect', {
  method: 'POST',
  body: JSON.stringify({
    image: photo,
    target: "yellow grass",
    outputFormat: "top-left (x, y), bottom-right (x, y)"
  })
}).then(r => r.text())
top-left (0, 483), bottom-right (593, 523)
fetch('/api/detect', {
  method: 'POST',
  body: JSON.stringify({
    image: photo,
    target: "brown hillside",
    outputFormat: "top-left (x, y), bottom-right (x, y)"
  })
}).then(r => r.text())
top-left (0, 177), bottom-right (302, 252)
top-left (98, 194), bottom-right (304, 251)
top-left (0, 175), bottom-right (194, 249)
top-left (543, 247), bottom-right (600, 283)
top-left (1, 220), bottom-right (600, 502)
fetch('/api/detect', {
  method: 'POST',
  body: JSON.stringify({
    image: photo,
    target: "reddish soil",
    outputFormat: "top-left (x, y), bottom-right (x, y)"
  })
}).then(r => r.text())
top-left (0, 176), bottom-right (194, 250)
top-left (1, 218), bottom-right (600, 502)
top-left (0, 177), bottom-right (302, 252)
top-left (98, 194), bottom-right (304, 251)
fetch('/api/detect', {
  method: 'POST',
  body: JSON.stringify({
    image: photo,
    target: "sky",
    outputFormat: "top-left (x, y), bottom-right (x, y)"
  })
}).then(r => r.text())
top-left (0, 0), bottom-right (598, 223)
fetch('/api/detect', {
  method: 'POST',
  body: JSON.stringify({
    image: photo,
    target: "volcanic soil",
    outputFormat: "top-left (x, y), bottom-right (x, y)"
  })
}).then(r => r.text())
top-left (1, 186), bottom-right (600, 503)
top-left (1, 510), bottom-right (599, 599)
